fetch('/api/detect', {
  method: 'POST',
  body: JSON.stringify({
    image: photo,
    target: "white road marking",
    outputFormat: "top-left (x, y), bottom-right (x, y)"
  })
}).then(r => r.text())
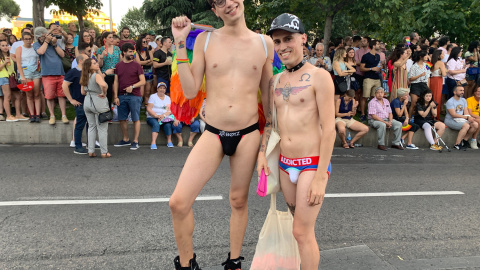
top-left (325, 191), bottom-right (464, 198)
top-left (0, 191), bottom-right (464, 207)
top-left (0, 195), bottom-right (223, 206)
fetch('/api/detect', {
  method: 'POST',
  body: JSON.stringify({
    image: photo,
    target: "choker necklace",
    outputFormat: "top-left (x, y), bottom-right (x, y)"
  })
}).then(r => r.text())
top-left (286, 60), bottom-right (305, 72)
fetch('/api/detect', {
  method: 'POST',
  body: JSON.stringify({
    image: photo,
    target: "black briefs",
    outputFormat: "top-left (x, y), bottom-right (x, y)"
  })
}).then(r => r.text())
top-left (205, 122), bottom-right (259, 156)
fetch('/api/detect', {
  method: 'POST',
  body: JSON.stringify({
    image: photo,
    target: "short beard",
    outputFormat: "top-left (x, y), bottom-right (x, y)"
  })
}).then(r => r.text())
top-left (125, 55), bottom-right (133, 61)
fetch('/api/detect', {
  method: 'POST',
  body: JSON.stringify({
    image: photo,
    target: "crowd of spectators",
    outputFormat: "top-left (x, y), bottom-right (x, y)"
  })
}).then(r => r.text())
top-left (2, 24), bottom-right (480, 153)
top-left (304, 32), bottom-right (480, 151)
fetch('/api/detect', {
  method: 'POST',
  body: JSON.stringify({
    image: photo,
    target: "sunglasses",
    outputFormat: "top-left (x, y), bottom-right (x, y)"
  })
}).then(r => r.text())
top-left (142, 40), bottom-right (147, 43)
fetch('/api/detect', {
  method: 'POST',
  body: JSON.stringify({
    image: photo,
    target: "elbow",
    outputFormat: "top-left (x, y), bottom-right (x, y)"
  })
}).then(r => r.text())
top-left (184, 92), bottom-right (197, 100)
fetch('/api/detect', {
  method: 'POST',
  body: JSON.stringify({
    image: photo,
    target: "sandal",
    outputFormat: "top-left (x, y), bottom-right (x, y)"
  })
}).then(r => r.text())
top-left (101, 153), bottom-right (112, 158)
top-left (188, 141), bottom-right (194, 147)
top-left (343, 143), bottom-right (350, 149)
top-left (177, 141), bottom-right (183, 147)
top-left (88, 153), bottom-right (97, 158)
top-left (349, 143), bottom-right (355, 149)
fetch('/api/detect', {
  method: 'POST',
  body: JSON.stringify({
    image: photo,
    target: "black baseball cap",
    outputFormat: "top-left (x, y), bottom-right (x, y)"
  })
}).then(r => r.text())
top-left (266, 13), bottom-right (305, 36)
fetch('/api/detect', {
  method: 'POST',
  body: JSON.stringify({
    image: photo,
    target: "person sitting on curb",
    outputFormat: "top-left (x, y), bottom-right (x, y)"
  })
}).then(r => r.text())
top-left (466, 86), bottom-right (480, 149)
top-left (444, 85), bottom-right (478, 150)
top-left (414, 89), bottom-right (446, 150)
top-left (335, 89), bottom-right (369, 148)
top-left (172, 117), bottom-right (200, 147)
top-left (391, 88), bottom-right (420, 149)
top-left (146, 82), bottom-right (174, 150)
top-left (368, 86), bottom-right (403, 150)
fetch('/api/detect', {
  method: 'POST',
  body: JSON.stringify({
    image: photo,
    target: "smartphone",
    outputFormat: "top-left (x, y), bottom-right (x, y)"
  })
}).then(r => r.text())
top-left (54, 21), bottom-right (60, 26)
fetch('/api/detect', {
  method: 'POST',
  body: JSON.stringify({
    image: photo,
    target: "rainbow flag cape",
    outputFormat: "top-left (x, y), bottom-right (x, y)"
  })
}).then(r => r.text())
top-left (426, 61), bottom-right (432, 70)
top-left (406, 37), bottom-right (411, 46)
top-left (170, 29), bottom-right (207, 124)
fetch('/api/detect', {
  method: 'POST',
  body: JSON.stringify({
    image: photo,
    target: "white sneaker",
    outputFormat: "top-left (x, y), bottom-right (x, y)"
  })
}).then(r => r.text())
top-left (470, 139), bottom-right (479, 149)
top-left (70, 140), bottom-right (87, 148)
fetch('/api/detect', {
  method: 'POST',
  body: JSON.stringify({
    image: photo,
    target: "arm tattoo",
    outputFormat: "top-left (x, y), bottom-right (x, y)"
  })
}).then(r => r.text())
top-left (286, 202), bottom-right (296, 217)
top-left (178, 41), bottom-right (185, 49)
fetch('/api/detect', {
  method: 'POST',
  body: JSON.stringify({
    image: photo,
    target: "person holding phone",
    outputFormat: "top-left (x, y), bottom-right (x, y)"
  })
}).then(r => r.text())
top-left (152, 36), bottom-right (172, 95)
top-left (33, 26), bottom-right (68, 125)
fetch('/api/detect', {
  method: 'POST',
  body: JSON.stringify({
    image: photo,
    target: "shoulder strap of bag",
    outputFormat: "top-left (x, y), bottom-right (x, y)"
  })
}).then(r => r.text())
top-left (270, 193), bottom-right (277, 211)
top-left (272, 72), bottom-right (283, 131)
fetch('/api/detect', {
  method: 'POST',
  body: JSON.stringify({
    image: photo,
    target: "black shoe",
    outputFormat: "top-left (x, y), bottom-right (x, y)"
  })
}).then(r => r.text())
top-left (462, 139), bottom-right (470, 148)
top-left (29, 116), bottom-right (36, 123)
top-left (221, 252), bottom-right (244, 270)
top-left (35, 116), bottom-right (41, 123)
top-left (174, 253), bottom-right (201, 270)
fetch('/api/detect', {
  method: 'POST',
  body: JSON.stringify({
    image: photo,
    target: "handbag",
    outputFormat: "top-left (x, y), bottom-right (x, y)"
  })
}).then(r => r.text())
top-left (456, 79), bottom-right (467, 86)
top-left (8, 73), bottom-right (18, 89)
top-left (466, 67), bottom-right (479, 75)
top-left (89, 92), bottom-right (112, 123)
top-left (257, 73), bottom-right (282, 197)
top-left (334, 75), bottom-right (348, 93)
top-left (250, 193), bottom-right (301, 270)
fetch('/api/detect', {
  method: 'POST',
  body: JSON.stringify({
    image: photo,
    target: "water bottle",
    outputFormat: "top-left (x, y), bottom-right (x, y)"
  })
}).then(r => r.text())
top-left (346, 132), bottom-right (351, 145)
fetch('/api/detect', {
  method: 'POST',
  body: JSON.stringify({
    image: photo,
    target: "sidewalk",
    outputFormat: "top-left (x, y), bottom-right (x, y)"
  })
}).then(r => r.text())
top-left (0, 121), bottom-right (468, 148)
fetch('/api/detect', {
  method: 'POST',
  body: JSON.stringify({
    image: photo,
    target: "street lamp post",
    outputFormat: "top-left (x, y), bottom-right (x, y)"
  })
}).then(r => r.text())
top-left (109, 0), bottom-right (113, 31)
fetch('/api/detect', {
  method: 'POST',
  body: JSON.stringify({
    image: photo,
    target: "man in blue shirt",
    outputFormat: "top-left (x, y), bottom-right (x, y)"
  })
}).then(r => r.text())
top-left (62, 54), bottom-right (88, 154)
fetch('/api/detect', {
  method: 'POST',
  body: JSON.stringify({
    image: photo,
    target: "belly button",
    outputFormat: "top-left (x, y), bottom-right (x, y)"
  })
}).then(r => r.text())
top-left (253, 65), bottom-right (257, 70)
top-left (300, 98), bottom-right (304, 102)
top-left (213, 64), bottom-right (217, 68)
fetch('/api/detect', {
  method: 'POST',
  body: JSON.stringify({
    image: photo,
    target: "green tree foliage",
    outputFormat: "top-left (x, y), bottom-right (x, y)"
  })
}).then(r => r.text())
top-left (47, 0), bottom-right (103, 31)
top-left (0, 0), bottom-right (20, 21)
top-left (119, 7), bottom-right (159, 37)
top-left (348, 0), bottom-right (480, 46)
top-left (244, 0), bottom-right (354, 47)
top-left (142, 0), bottom-right (223, 36)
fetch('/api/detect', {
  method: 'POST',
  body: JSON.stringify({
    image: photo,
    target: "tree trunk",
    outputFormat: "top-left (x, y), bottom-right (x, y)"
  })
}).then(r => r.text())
top-left (77, 14), bottom-right (84, 31)
top-left (323, 15), bottom-right (334, 56)
top-left (32, 0), bottom-right (47, 28)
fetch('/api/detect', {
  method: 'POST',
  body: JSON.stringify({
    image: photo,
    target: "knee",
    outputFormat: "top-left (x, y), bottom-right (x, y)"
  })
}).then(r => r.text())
top-left (292, 223), bottom-right (311, 245)
top-left (229, 193), bottom-right (248, 210)
top-left (361, 125), bottom-right (370, 134)
top-left (376, 122), bottom-right (386, 130)
top-left (169, 195), bottom-right (191, 217)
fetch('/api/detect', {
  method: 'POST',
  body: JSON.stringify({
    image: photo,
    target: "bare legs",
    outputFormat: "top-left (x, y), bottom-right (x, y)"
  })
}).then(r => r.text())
top-left (280, 170), bottom-right (323, 270)
top-left (169, 130), bottom-right (260, 266)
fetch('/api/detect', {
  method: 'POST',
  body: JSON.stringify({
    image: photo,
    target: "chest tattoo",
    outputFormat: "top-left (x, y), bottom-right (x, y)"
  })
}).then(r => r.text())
top-left (300, 73), bottom-right (311, 82)
top-left (275, 83), bottom-right (311, 102)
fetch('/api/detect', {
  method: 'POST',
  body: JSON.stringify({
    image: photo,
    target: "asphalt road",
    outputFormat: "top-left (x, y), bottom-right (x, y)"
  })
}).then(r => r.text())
top-left (0, 144), bottom-right (479, 270)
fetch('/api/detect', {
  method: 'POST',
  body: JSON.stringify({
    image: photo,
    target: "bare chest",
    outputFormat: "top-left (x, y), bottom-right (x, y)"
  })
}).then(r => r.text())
top-left (205, 38), bottom-right (266, 76)
top-left (274, 73), bottom-right (315, 108)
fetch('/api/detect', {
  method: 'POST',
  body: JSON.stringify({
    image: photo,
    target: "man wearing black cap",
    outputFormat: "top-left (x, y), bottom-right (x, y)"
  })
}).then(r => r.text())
top-left (257, 13), bottom-right (335, 270)
top-left (169, 1), bottom-right (274, 269)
